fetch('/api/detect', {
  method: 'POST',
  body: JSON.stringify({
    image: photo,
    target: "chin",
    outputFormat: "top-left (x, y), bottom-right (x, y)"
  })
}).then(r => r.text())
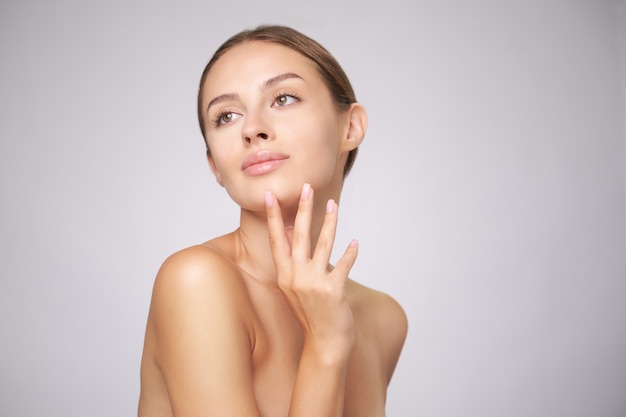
top-left (268, 182), bottom-right (302, 207)
top-left (224, 181), bottom-right (298, 213)
top-left (226, 173), bottom-right (335, 212)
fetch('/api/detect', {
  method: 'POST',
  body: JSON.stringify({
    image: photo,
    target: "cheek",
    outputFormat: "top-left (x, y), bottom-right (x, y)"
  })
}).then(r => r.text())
top-left (207, 130), bottom-right (239, 157)
top-left (285, 109), bottom-right (342, 147)
top-left (207, 145), bottom-right (237, 179)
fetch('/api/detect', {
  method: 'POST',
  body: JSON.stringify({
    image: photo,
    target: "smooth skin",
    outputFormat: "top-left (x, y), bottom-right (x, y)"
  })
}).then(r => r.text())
top-left (138, 41), bottom-right (407, 417)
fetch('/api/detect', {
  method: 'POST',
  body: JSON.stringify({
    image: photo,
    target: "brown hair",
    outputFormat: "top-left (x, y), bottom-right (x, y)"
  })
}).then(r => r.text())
top-left (197, 25), bottom-right (359, 178)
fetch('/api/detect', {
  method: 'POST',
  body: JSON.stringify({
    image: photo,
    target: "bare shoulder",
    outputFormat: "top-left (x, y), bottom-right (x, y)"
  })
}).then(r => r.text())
top-left (154, 243), bottom-right (240, 290)
top-left (140, 244), bottom-right (259, 416)
top-left (346, 279), bottom-right (408, 382)
top-left (346, 279), bottom-right (408, 338)
top-left (148, 243), bottom-right (254, 334)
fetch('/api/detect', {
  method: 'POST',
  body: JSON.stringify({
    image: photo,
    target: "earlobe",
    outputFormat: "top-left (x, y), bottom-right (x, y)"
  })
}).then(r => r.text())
top-left (343, 103), bottom-right (368, 151)
top-left (206, 152), bottom-right (224, 186)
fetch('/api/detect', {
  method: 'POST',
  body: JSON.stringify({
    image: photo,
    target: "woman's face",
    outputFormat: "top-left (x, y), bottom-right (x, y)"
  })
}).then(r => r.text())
top-left (199, 41), bottom-right (355, 211)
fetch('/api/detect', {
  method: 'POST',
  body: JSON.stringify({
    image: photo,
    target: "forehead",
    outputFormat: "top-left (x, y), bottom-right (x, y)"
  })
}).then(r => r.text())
top-left (202, 41), bottom-right (321, 96)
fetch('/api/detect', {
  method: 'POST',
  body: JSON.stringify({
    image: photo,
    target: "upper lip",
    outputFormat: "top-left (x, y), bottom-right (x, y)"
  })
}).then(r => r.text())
top-left (241, 150), bottom-right (290, 170)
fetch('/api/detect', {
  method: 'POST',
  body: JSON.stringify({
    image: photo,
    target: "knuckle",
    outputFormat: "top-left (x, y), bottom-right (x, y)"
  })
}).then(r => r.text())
top-left (268, 234), bottom-right (282, 248)
top-left (277, 276), bottom-right (290, 291)
top-left (316, 237), bottom-right (332, 252)
top-left (298, 279), bottom-right (334, 298)
top-left (291, 278), bottom-right (309, 294)
top-left (291, 232), bottom-right (307, 246)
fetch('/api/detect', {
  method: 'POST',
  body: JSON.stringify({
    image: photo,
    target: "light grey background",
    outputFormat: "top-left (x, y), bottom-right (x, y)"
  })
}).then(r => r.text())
top-left (1, 1), bottom-right (625, 416)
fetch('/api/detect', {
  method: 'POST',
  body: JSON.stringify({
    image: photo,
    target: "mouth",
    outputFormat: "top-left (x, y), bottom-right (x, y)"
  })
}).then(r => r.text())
top-left (241, 150), bottom-right (290, 176)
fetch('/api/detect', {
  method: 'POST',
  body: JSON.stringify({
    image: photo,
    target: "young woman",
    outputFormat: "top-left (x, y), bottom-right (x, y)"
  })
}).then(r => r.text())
top-left (138, 25), bottom-right (407, 417)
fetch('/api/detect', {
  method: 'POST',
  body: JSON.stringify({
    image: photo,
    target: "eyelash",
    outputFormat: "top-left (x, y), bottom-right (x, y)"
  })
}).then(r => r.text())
top-left (271, 91), bottom-right (301, 107)
top-left (211, 92), bottom-right (302, 127)
top-left (212, 109), bottom-right (236, 127)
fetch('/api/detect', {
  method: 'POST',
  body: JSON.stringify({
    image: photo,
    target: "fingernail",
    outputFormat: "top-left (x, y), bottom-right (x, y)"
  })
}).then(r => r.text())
top-left (349, 239), bottom-right (358, 248)
top-left (265, 191), bottom-right (273, 207)
top-left (301, 183), bottom-right (311, 200)
top-left (326, 199), bottom-right (335, 213)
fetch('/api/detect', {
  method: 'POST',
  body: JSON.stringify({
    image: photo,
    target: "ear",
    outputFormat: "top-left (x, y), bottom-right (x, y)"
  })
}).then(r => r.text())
top-left (206, 152), bottom-right (224, 186)
top-left (341, 103), bottom-right (368, 152)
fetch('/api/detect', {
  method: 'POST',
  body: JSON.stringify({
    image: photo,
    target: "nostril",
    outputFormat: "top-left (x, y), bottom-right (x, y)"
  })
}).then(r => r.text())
top-left (258, 133), bottom-right (268, 140)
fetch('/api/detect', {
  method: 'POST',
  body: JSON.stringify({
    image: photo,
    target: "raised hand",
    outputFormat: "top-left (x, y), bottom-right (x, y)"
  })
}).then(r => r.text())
top-left (265, 183), bottom-right (358, 357)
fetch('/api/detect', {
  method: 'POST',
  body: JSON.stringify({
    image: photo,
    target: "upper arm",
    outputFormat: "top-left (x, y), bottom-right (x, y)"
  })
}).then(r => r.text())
top-left (379, 294), bottom-right (408, 384)
top-left (148, 246), bottom-right (260, 417)
top-left (368, 292), bottom-right (408, 385)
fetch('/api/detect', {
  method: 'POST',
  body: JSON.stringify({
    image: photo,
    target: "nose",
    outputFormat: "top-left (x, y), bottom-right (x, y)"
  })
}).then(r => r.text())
top-left (241, 111), bottom-right (272, 144)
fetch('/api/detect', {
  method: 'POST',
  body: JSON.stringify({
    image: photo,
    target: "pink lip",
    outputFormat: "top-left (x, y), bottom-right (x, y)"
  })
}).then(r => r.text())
top-left (241, 150), bottom-right (290, 176)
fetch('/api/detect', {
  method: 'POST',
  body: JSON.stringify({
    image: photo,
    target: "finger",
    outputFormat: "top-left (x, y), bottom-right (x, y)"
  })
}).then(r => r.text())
top-left (330, 239), bottom-right (359, 283)
top-left (285, 226), bottom-right (294, 250)
top-left (312, 199), bottom-right (338, 265)
top-left (291, 183), bottom-right (313, 261)
top-left (265, 191), bottom-right (290, 268)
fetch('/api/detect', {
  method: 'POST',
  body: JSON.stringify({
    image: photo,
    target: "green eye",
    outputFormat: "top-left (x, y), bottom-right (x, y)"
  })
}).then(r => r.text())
top-left (213, 110), bottom-right (241, 127)
top-left (273, 94), bottom-right (298, 107)
top-left (219, 112), bottom-right (233, 124)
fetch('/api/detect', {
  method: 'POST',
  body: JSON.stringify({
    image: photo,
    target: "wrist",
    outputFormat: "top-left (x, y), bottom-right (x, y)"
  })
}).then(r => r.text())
top-left (302, 337), bottom-right (353, 366)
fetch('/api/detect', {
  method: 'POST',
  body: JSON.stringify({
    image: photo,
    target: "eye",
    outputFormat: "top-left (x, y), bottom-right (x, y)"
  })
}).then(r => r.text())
top-left (214, 111), bottom-right (240, 126)
top-left (272, 94), bottom-right (299, 107)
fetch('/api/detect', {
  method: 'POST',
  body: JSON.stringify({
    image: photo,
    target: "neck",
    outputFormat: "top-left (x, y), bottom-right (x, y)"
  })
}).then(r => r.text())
top-left (233, 186), bottom-right (340, 285)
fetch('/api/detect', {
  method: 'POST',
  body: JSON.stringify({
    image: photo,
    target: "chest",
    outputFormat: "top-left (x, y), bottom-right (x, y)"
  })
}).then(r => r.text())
top-left (248, 294), bottom-right (302, 417)
top-left (247, 297), bottom-right (386, 417)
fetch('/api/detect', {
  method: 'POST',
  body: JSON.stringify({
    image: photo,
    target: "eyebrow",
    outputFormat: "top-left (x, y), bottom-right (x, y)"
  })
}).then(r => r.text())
top-left (263, 72), bottom-right (303, 89)
top-left (206, 93), bottom-right (239, 113)
top-left (206, 72), bottom-right (304, 113)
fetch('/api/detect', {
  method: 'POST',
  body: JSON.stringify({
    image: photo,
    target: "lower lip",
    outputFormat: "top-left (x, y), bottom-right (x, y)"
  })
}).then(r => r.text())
top-left (243, 158), bottom-right (288, 176)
